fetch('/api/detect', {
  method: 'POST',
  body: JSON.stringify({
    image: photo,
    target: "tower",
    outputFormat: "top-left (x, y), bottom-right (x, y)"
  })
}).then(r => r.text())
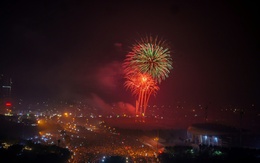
top-left (0, 74), bottom-right (12, 114)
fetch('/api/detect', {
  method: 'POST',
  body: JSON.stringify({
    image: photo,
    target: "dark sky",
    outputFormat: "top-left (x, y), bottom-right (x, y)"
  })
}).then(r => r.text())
top-left (0, 0), bottom-right (259, 107)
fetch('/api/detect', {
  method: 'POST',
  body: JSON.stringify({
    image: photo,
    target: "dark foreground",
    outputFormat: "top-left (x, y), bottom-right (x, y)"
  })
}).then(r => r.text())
top-left (158, 145), bottom-right (260, 163)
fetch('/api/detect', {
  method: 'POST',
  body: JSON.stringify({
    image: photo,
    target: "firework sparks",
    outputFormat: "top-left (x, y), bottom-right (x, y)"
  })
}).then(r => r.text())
top-left (124, 36), bottom-right (173, 83)
top-left (123, 36), bottom-right (173, 116)
top-left (124, 72), bottom-right (159, 115)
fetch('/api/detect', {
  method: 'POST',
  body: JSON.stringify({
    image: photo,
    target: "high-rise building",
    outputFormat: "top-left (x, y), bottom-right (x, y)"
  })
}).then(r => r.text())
top-left (0, 74), bottom-right (12, 114)
top-left (0, 74), bottom-right (12, 98)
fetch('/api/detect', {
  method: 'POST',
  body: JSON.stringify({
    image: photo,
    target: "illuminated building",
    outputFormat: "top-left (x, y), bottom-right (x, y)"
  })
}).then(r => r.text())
top-left (187, 123), bottom-right (242, 147)
top-left (0, 74), bottom-right (12, 114)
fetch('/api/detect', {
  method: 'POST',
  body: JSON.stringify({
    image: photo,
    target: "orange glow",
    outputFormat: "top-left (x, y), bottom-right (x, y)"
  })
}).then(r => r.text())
top-left (142, 77), bottom-right (147, 82)
top-left (64, 112), bottom-right (68, 117)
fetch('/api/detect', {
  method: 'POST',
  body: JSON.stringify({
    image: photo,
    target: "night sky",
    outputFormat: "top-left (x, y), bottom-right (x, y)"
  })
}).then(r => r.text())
top-left (0, 0), bottom-right (259, 108)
